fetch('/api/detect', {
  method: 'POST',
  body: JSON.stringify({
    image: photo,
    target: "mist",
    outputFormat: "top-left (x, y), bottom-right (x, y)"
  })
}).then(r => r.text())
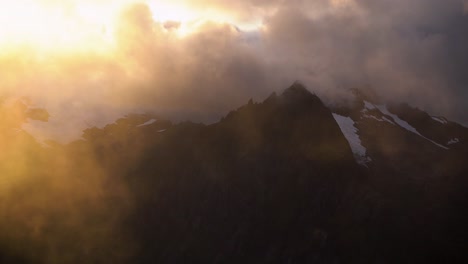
top-left (0, 100), bottom-right (135, 263)
top-left (1, 0), bottom-right (467, 150)
top-left (1, 1), bottom-right (468, 262)
top-left (1, 0), bottom-right (467, 143)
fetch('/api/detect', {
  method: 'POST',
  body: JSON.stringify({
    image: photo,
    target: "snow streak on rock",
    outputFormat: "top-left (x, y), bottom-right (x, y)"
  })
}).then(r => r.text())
top-left (332, 113), bottom-right (372, 165)
top-left (376, 105), bottom-right (449, 150)
top-left (137, 119), bottom-right (158, 127)
top-left (432, 116), bottom-right (448, 124)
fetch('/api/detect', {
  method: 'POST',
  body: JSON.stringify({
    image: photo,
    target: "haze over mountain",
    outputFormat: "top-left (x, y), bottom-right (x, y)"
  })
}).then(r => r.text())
top-left (1, 83), bottom-right (467, 263)
top-left (1, 0), bottom-right (468, 144)
top-left (1, 0), bottom-right (468, 263)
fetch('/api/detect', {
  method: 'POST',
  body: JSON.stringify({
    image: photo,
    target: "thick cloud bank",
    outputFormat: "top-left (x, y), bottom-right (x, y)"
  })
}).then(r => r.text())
top-left (1, 0), bottom-right (467, 141)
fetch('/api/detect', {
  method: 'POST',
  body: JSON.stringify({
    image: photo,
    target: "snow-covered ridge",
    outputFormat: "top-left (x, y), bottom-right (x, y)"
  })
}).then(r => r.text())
top-left (137, 119), bottom-right (158, 127)
top-left (364, 101), bottom-right (376, 110)
top-left (332, 113), bottom-right (372, 165)
top-left (375, 105), bottom-right (448, 150)
top-left (361, 101), bottom-right (395, 125)
top-left (432, 116), bottom-right (448, 124)
top-left (362, 113), bottom-right (395, 125)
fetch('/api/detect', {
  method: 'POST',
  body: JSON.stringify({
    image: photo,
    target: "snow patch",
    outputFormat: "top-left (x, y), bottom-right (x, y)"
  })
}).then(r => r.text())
top-left (361, 101), bottom-right (394, 125)
top-left (332, 113), bottom-right (372, 165)
top-left (362, 113), bottom-right (395, 125)
top-left (363, 114), bottom-right (383, 122)
top-left (137, 119), bottom-right (158, 127)
top-left (376, 105), bottom-right (418, 133)
top-left (375, 105), bottom-right (449, 150)
top-left (447, 138), bottom-right (460, 145)
top-left (364, 101), bottom-right (376, 110)
top-left (431, 116), bottom-right (448, 124)
top-left (157, 129), bottom-right (166, 133)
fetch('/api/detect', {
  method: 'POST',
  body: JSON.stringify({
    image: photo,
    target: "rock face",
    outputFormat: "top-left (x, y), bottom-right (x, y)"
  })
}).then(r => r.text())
top-left (329, 88), bottom-right (468, 262)
top-left (1, 84), bottom-right (467, 264)
top-left (119, 82), bottom-right (367, 263)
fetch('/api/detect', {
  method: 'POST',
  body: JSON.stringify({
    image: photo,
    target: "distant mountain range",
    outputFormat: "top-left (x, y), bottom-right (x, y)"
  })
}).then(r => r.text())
top-left (1, 83), bottom-right (467, 263)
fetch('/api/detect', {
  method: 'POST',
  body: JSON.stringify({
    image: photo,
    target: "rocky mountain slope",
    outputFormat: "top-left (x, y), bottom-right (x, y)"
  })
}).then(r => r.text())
top-left (1, 83), bottom-right (467, 263)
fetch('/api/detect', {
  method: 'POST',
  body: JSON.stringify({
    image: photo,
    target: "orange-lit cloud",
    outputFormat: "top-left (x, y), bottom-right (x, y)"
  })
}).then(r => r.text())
top-left (1, 0), bottom-right (468, 144)
top-left (1, 1), bottom-right (468, 262)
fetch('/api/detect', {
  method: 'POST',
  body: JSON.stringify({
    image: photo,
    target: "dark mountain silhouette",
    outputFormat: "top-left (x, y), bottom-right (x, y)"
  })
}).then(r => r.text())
top-left (329, 89), bottom-right (468, 263)
top-left (1, 83), bottom-right (467, 263)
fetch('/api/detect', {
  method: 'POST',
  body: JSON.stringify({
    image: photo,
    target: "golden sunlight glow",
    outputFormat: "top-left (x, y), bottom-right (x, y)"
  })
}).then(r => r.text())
top-left (146, 0), bottom-right (259, 37)
top-left (0, 0), bottom-right (125, 53)
top-left (148, 1), bottom-right (198, 23)
top-left (0, 0), bottom-right (255, 52)
top-left (0, 0), bottom-right (257, 53)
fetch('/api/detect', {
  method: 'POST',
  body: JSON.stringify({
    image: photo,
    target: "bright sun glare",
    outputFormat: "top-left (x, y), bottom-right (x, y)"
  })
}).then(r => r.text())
top-left (0, 0), bottom-right (238, 53)
top-left (0, 0), bottom-right (120, 52)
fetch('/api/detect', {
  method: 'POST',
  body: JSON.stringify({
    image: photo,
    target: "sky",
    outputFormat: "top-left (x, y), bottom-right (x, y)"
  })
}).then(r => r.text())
top-left (1, 0), bottom-right (467, 142)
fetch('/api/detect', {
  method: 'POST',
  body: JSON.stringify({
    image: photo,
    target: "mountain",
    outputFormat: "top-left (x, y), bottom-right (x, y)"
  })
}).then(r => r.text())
top-left (1, 83), bottom-right (467, 263)
top-left (329, 88), bottom-right (468, 263)
top-left (331, 88), bottom-right (467, 163)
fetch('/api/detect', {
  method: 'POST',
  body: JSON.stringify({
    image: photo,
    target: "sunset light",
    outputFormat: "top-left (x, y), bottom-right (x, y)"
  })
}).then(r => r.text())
top-left (0, 0), bottom-right (248, 52)
top-left (1, 1), bottom-right (468, 263)
top-left (0, 1), bottom-right (116, 52)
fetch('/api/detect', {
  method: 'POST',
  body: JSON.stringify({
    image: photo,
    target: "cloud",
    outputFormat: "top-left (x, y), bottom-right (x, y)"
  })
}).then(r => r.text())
top-left (0, 98), bottom-right (134, 263)
top-left (259, 0), bottom-right (468, 123)
top-left (1, 1), bottom-right (468, 260)
top-left (112, 3), bottom-right (273, 117)
top-left (1, 0), bottom-right (468, 143)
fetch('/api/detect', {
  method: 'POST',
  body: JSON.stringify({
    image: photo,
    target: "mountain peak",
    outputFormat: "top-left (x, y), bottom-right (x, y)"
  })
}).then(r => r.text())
top-left (283, 81), bottom-right (312, 96)
top-left (281, 81), bottom-right (323, 107)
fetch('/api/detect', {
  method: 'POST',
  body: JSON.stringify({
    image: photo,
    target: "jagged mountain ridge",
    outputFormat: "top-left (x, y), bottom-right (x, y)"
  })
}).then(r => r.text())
top-left (49, 82), bottom-right (369, 263)
top-left (1, 83), bottom-right (467, 263)
top-left (331, 88), bottom-right (467, 158)
top-left (72, 83), bottom-right (468, 263)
